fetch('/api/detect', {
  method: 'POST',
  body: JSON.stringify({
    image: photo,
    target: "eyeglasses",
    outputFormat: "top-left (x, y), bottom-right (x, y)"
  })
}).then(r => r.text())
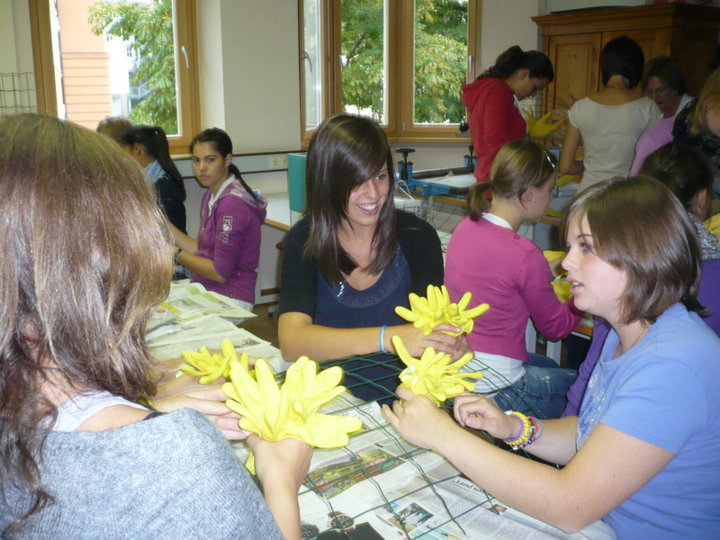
top-left (645, 86), bottom-right (672, 97)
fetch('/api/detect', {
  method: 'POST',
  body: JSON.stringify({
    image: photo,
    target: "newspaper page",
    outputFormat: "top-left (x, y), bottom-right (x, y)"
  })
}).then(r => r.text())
top-left (160, 280), bottom-right (256, 323)
top-left (232, 394), bottom-right (615, 540)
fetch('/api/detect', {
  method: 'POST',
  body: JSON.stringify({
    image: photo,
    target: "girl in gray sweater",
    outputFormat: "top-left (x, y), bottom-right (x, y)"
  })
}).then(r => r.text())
top-left (0, 114), bottom-right (309, 539)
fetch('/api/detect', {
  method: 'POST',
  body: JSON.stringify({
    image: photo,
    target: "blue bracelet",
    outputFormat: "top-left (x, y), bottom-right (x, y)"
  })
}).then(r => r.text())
top-left (379, 325), bottom-right (388, 353)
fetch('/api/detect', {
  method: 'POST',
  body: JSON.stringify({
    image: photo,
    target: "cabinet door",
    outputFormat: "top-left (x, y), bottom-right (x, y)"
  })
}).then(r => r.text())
top-left (545, 32), bottom-right (602, 114)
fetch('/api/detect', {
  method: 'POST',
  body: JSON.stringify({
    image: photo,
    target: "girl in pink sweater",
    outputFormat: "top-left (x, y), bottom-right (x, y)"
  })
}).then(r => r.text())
top-left (445, 140), bottom-right (581, 418)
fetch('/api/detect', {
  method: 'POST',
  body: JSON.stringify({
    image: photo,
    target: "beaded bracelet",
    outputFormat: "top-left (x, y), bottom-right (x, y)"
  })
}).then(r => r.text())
top-left (503, 410), bottom-right (532, 447)
top-left (503, 411), bottom-right (544, 450)
top-left (378, 325), bottom-right (388, 353)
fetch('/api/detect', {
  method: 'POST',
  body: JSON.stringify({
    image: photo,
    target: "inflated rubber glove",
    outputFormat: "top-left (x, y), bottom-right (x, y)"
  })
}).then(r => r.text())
top-left (395, 284), bottom-right (489, 336)
top-left (392, 336), bottom-right (483, 405)
top-left (524, 110), bottom-right (563, 139)
top-left (223, 356), bottom-right (362, 473)
top-left (180, 339), bottom-right (248, 384)
top-left (544, 206), bottom-right (564, 219)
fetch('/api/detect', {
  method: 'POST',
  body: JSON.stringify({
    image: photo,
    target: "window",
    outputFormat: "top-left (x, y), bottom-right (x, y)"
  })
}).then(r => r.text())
top-left (29, 0), bottom-right (199, 154)
top-left (300, 0), bottom-right (479, 144)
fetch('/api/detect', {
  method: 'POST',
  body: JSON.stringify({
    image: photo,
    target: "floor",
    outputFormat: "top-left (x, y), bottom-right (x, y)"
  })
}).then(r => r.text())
top-left (240, 302), bottom-right (279, 347)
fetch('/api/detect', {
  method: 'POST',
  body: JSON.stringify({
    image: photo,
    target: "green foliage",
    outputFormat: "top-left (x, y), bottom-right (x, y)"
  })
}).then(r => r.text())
top-left (340, 0), bottom-right (467, 123)
top-left (89, 0), bottom-right (178, 134)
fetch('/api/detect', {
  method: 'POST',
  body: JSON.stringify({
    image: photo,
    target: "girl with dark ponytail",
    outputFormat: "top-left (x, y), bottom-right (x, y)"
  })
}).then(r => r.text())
top-left (462, 45), bottom-right (554, 182)
top-left (170, 128), bottom-right (267, 309)
top-left (119, 124), bottom-right (188, 233)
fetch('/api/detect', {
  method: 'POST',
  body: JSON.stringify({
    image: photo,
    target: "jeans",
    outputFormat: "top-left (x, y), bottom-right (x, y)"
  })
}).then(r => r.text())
top-left (492, 356), bottom-right (577, 419)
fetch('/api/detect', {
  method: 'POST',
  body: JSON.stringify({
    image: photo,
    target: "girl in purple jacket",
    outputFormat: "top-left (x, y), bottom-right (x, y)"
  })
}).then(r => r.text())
top-left (171, 128), bottom-right (267, 309)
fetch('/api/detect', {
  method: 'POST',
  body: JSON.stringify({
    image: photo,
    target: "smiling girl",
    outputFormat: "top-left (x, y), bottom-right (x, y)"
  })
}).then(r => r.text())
top-left (278, 113), bottom-right (468, 402)
top-left (385, 176), bottom-right (720, 538)
top-left (171, 128), bottom-right (267, 309)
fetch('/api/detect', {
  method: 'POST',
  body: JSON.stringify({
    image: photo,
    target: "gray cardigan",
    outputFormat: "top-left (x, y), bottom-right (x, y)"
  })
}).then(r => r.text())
top-left (1, 409), bottom-right (283, 539)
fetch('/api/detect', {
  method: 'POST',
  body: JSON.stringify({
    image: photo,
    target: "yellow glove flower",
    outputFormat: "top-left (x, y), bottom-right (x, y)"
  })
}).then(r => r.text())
top-left (392, 336), bottom-right (483, 405)
top-left (395, 284), bottom-right (489, 336)
top-left (180, 339), bottom-right (248, 384)
top-left (524, 110), bottom-right (563, 139)
top-left (223, 356), bottom-right (362, 473)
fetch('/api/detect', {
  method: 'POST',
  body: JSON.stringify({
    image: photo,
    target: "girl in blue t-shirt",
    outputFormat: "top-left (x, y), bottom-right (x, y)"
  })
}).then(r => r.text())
top-left (385, 176), bottom-right (720, 538)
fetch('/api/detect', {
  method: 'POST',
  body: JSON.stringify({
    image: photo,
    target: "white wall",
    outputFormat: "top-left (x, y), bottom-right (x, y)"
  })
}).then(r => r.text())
top-left (480, 0), bottom-right (545, 73)
top-left (197, 0), bottom-right (301, 153)
top-left (0, 0), bottom-right (33, 73)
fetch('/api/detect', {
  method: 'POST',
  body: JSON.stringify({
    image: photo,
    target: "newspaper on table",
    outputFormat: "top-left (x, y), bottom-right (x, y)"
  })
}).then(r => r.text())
top-left (156, 280), bottom-right (256, 324)
top-left (231, 393), bottom-right (615, 540)
top-left (147, 282), bottom-right (291, 373)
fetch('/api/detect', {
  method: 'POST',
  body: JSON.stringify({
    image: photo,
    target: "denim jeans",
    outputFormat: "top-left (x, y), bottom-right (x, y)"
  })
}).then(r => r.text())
top-left (491, 358), bottom-right (578, 419)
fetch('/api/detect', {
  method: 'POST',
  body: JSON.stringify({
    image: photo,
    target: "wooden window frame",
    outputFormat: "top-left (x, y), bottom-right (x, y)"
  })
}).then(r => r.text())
top-left (28, 0), bottom-right (200, 156)
top-left (299, 0), bottom-right (481, 147)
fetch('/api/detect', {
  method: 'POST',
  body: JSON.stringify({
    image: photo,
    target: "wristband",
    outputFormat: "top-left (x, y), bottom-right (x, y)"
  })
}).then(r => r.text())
top-left (173, 247), bottom-right (182, 265)
top-left (379, 325), bottom-right (388, 353)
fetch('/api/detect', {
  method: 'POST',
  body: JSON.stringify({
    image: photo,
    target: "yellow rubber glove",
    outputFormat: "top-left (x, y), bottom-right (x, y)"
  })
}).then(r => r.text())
top-left (556, 174), bottom-right (580, 187)
top-left (551, 276), bottom-right (572, 302)
top-left (704, 213), bottom-right (720, 240)
top-left (395, 284), bottom-right (489, 336)
top-left (544, 207), bottom-right (564, 219)
top-left (392, 336), bottom-right (483, 405)
top-left (524, 110), bottom-right (563, 139)
top-left (543, 251), bottom-right (571, 302)
top-left (223, 356), bottom-right (362, 473)
top-left (180, 339), bottom-right (247, 384)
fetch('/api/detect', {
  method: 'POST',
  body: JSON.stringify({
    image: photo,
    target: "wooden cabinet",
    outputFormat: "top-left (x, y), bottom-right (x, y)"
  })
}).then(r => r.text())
top-left (533, 3), bottom-right (720, 113)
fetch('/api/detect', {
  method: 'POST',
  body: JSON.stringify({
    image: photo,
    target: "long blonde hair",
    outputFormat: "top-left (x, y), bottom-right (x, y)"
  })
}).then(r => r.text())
top-left (0, 114), bottom-right (173, 529)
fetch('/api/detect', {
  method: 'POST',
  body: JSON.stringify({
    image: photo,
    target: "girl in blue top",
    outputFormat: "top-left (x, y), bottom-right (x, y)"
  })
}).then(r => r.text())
top-left (385, 176), bottom-right (720, 538)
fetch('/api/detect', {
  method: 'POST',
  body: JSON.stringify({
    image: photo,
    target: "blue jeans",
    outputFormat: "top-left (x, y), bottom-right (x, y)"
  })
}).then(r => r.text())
top-left (492, 356), bottom-right (577, 419)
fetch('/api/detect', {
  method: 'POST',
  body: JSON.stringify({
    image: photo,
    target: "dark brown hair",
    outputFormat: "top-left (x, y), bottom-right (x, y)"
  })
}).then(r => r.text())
top-left (479, 45), bottom-right (554, 82)
top-left (0, 114), bottom-right (173, 530)
top-left (304, 113), bottom-right (397, 285)
top-left (119, 125), bottom-right (187, 200)
top-left (639, 141), bottom-right (713, 211)
top-left (641, 56), bottom-right (686, 95)
top-left (561, 176), bottom-right (702, 324)
top-left (190, 127), bottom-right (259, 203)
top-left (467, 139), bottom-right (556, 221)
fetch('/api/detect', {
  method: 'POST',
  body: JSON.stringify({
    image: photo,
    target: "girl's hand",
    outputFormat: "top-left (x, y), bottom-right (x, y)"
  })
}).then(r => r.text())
top-left (452, 393), bottom-right (520, 440)
top-left (247, 435), bottom-right (312, 491)
top-left (382, 387), bottom-right (458, 451)
top-left (152, 383), bottom-right (246, 440)
top-left (389, 324), bottom-right (469, 359)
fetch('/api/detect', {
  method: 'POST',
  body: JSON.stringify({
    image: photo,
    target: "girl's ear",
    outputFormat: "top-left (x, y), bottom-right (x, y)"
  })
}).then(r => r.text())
top-left (520, 186), bottom-right (536, 204)
top-left (691, 187), bottom-right (710, 220)
top-left (224, 153), bottom-right (233, 168)
top-left (517, 68), bottom-right (530, 81)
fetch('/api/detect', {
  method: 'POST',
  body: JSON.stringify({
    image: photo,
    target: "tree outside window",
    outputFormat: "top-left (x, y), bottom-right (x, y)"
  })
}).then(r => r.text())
top-left (301, 0), bottom-right (477, 144)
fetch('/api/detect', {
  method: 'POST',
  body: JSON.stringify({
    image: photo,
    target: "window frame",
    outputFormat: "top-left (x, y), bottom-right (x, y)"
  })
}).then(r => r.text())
top-left (299, 0), bottom-right (481, 146)
top-left (28, 0), bottom-right (200, 156)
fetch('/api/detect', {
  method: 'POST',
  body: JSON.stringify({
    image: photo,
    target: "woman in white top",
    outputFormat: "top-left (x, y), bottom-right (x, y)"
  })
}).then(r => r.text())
top-left (560, 35), bottom-right (662, 190)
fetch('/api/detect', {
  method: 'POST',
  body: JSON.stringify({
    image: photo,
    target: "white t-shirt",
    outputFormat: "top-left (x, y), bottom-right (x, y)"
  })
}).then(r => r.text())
top-left (52, 391), bottom-right (149, 431)
top-left (569, 96), bottom-right (662, 190)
